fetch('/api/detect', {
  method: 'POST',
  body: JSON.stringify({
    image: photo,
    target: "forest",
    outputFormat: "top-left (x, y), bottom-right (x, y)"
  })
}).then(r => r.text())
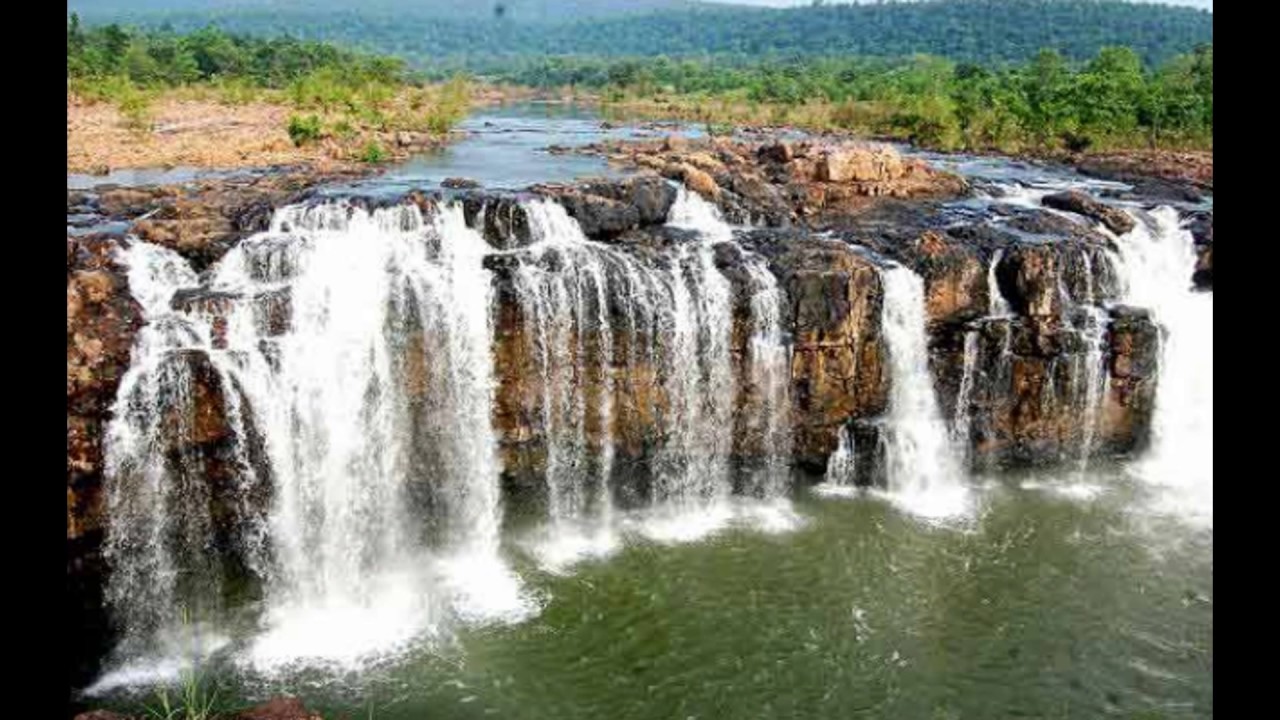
top-left (69, 0), bottom-right (1212, 68)
top-left (66, 3), bottom-right (1212, 154)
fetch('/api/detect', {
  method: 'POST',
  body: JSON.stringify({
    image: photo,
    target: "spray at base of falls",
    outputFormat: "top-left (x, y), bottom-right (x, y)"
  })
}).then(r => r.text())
top-left (100, 201), bottom-right (534, 682)
top-left (878, 264), bottom-right (970, 519)
top-left (1112, 207), bottom-right (1213, 528)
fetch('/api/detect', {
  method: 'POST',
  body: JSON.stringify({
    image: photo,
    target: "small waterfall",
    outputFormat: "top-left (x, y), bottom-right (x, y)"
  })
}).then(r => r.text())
top-left (1113, 207), bottom-right (1213, 526)
top-left (823, 425), bottom-right (856, 487)
top-left (645, 189), bottom-right (737, 537)
top-left (879, 264), bottom-right (969, 518)
top-left (987, 248), bottom-right (1012, 317)
top-left (951, 330), bottom-right (980, 463)
top-left (104, 241), bottom-right (268, 656)
top-left (507, 199), bottom-right (625, 569)
top-left (1076, 306), bottom-right (1109, 471)
top-left (742, 257), bottom-right (792, 498)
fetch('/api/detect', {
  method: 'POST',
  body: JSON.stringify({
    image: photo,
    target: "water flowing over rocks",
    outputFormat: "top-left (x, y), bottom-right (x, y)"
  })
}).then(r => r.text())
top-left (66, 134), bottom-right (1209, 691)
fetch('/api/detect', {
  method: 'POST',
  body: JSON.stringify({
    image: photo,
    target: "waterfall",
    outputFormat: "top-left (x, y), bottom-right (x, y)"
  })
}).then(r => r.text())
top-left (1112, 207), bottom-right (1213, 527)
top-left (822, 425), bottom-right (856, 489)
top-left (987, 248), bottom-right (1012, 317)
top-left (102, 201), bottom-right (532, 675)
top-left (951, 330), bottom-right (980, 463)
top-left (103, 241), bottom-right (267, 658)
top-left (742, 257), bottom-right (792, 498)
top-left (878, 264), bottom-right (969, 518)
top-left (506, 199), bottom-right (625, 570)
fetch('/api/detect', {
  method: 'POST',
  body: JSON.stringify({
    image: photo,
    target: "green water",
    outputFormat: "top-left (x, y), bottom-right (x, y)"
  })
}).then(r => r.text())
top-left (139, 472), bottom-right (1206, 720)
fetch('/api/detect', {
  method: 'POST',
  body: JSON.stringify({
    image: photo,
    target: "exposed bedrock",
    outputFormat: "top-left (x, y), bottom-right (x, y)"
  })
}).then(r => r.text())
top-left (67, 233), bottom-right (142, 690)
top-left (66, 159), bottom-right (1171, 539)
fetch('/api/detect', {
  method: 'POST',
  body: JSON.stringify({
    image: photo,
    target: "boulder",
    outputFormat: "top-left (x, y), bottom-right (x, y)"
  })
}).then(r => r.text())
top-left (816, 143), bottom-right (905, 183)
top-left (1042, 190), bottom-right (1135, 235)
top-left (442, 177), bottom-right (481, 189)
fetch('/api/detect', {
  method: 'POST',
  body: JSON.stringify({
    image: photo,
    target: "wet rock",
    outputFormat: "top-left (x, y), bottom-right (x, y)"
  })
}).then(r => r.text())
top-left (74, 711), bottom-right (135, 720)
top-left (534, 176), bottom-right (677, 240)
top-left (233, 697), bottom-right (324, 720)
top-left (98, 187), bottom-right (169, 218)
top-left (460, 194), bottom-right (532, 250)
top-left (1042, 190), bottom-right (1135, 235)
top-left (762, 231), bottom-right (889, 469)
top-left (676, 163), bottom-right (721, 200)
top-left (1186, 211), bottom-right (1212, 290)
top-left (662, 134), bottom-right (689, 152)
top-left (68, 235), bottom-right (143, 418)
top-left (757, 141), bottom-right (794, 164)
top-left (1101, 305), bottom-right (1160, 453)
top-left (442, 177), bottom-right (482, 189)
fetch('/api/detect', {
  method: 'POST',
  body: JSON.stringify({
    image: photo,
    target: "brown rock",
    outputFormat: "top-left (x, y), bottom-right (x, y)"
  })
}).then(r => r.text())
top-left (1042, 190), bottom-right (1135, 235)
top-left (679, 164), bottom-right (720, 200)
top-left (816, 143), bottom-right (905, 183)
top-left (234, 696), bottom-right (324, 720)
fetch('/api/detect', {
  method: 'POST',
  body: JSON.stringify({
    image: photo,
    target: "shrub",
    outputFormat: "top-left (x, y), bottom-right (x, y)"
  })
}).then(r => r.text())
top-left (286, 114), bottom-right (323, 146)
top-left (360, 141), bottom-right (388, 163)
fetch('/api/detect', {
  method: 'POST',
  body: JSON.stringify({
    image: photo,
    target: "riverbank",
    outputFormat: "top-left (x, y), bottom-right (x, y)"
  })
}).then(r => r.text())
top-left (67, 83), bottom-right (472, 175)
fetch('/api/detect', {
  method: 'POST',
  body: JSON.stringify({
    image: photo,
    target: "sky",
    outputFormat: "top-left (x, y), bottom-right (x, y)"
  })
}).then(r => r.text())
top-left (704, 0), bottom-right (1212, 9)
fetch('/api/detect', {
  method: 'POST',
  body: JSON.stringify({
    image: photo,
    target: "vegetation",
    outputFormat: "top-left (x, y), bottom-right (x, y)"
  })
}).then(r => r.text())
top-left (67, 18), bottom-right (472, 161)
top-left (495, 46), bottom-right (1213, 153)
top-left (69, 0), bottom-right (1211, 68)
top-left (139, 610), bottom-right (222, 720)
top-left (286, 114), bottom-right (323, 147)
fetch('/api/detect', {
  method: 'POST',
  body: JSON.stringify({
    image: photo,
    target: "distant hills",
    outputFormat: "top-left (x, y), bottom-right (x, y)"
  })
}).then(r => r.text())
top-left (67, 0), bottom-right (1213, 67)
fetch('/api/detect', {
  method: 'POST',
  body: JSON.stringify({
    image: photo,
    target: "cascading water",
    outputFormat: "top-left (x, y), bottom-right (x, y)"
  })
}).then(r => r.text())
top-left (951, 330), bottom-right (980, 463)
top-left (742, 257), bottom-right (792, 499)
top-left (659, 190), bottom-right (735, 516)
top-left (878, 264), bottom-right (969, 518)
top-left (987, 248), bottom-right (1012, 317)
top-left (1112, 206), bottom-right (1213, 527)
top-left (100, 201), bottom-right (532, 679)
top-left (506, 199), bottom-right (624, 570)
top-left (102, 241), bottom-right (266, 673)
top-left (663, 189), bottom-right (797, 533)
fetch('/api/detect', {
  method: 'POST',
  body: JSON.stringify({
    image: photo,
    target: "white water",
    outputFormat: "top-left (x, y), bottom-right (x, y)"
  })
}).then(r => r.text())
top-left (103, 240), bottom-right (266, 657)
top-left (741, 238), bottom-right (792, 499)
top-left (821, 425), bottom-right (857, 489)
top-left (507, 200), bottom-right (623, 571)
top-left (660, 191), bottom-right (735, 519)
top-left (878, 265), bottom-right (970, 519)
top-left (951, 330), bottom-right (980, 464)
top-left (101, 202), bottom-right (534, 681)
top-left (1112, 207), bottom-right (1213, 528)
top-left (660, 189), bottom-right (799, 535)
top-left (987, 248), bottom-right (1012, 317)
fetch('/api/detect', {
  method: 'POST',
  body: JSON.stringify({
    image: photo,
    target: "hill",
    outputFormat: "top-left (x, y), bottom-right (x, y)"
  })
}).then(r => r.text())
top-left (68, 0), bottom-right (1213, 67)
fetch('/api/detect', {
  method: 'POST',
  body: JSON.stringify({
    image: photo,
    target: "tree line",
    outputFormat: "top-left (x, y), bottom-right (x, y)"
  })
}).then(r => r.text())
top-left (481, 46), bottom-right (1213, 152)
top-left (70, 0), bottom-right (1211, 69)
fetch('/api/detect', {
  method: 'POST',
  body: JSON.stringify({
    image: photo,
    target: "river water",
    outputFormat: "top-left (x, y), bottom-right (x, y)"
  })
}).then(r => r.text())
top-left (83, 105), bottom-right (1212, 719)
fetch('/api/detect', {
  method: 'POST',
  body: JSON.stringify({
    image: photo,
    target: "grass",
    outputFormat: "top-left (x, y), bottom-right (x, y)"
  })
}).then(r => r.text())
top-left (139, 609), bottom-right (223, 720)
top-left (287, 114), bottom-right (324, 147)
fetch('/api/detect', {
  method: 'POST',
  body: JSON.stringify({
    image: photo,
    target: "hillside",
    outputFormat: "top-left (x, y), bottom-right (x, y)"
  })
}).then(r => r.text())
top-left (69, 0), bottom-right (1212, 67)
